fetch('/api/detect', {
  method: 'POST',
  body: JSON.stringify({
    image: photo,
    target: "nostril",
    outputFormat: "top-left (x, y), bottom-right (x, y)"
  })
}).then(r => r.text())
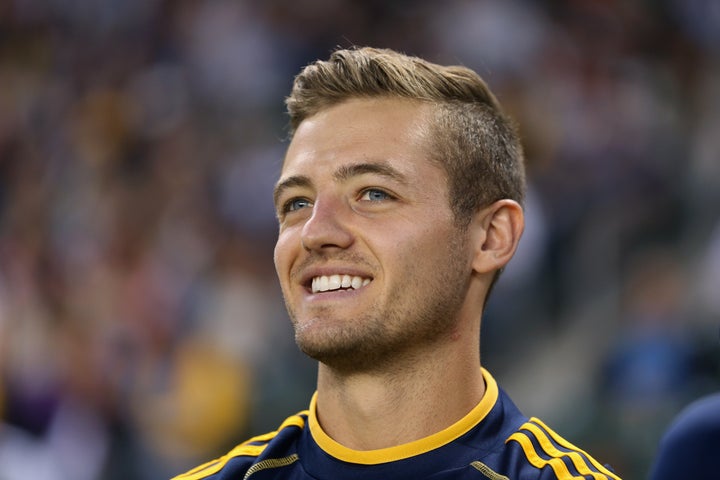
top-left (301, 237), bottom-right (312, 252)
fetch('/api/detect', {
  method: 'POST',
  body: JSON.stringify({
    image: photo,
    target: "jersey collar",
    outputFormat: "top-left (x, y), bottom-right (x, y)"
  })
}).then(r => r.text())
top-left (308, 367), bottom-right (499, 464)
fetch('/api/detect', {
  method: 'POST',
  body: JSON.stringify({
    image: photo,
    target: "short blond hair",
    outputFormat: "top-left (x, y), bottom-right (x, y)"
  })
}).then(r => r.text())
top-left (286, 46), bottom-right (525, 227)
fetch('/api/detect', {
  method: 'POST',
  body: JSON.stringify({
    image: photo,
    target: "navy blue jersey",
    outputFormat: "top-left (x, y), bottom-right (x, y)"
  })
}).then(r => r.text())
top-left (172, 370), bottom-right (619, 480)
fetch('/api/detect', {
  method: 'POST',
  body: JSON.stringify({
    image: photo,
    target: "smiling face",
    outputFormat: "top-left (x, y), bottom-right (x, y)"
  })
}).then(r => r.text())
top-left (273, 98), bottom-right (476, 372)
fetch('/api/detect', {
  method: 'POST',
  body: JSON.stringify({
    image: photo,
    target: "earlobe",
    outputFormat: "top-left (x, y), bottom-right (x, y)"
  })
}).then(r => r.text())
top-left (471, 200), bottom-right (524, 274)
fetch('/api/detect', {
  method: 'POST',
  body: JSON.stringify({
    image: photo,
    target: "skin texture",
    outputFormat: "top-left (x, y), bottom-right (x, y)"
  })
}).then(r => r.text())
top-left (273, 97), bottom-right (524, 450)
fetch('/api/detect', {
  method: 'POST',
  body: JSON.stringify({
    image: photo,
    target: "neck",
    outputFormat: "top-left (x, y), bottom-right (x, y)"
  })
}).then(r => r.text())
top-left (314, 336), bottom-right (485, 450)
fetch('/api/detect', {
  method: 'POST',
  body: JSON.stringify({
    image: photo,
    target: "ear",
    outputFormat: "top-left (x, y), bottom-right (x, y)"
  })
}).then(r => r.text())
top-left (470, 199), bottom-right (524, 274)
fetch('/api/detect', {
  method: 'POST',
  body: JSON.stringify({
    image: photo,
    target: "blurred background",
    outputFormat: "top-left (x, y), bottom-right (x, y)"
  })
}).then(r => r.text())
top-left (1, 0), bottom-right (719, 478)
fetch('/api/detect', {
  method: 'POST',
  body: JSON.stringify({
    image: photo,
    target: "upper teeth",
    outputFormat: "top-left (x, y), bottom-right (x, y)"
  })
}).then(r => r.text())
top-left (312, 274), bottom-right (371, 293)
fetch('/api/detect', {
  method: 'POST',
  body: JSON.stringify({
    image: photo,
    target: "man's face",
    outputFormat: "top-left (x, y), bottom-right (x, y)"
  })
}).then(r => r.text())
top-left (273, 98), bottom-right (473, 372)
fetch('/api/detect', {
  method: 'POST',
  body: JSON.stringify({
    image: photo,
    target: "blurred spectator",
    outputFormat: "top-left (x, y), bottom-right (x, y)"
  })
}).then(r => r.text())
top-left (594, 247), bottom-right (716, 477)
top-left (699, 223), bottom-right (720, 318)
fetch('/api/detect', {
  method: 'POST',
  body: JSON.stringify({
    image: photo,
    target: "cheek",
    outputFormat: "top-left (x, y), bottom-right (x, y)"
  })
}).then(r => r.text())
top-left (373, 228), bottom-right (430, 275)
top-left (273, 231), bottom-right (294, 278)
top-left (413, 225), bottom-right (466, 273)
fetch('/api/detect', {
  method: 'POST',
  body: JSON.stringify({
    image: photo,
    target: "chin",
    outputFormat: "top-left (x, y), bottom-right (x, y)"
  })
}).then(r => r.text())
top-left (296, 331), bottom-right (400, 374)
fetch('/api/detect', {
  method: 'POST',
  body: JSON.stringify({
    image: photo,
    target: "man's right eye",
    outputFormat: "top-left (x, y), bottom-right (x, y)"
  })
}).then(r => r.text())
top-left (283, 198), bottom-right (312, 213)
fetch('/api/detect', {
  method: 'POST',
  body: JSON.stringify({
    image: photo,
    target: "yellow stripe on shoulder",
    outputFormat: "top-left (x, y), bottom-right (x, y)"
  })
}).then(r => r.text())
top-left (171, 457), bottom-right (226, 480)
top-left (529, 418), bottom-right (621, 480)
top-left (506, 431), bottom-right (577, 479)
top-left (171, 412), bottom-right (308, 480)
top-left (278, 411), bottom-right (308, 430)
top-left (522, 423), bottom-right (606, 480)
top-left (242, 411), bottom-right (307, 445)
top-left (506, 419), bottom-right (621, 480)
top-left (170, 444), bottom-right (266, 480)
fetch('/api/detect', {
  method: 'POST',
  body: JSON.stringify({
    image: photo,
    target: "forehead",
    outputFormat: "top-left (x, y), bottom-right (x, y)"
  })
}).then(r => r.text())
top-left (281, 97), bottom-right (437, 179)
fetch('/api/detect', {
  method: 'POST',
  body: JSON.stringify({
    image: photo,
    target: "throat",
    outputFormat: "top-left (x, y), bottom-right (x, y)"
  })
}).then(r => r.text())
top-left (315, 362), bottom-right (485, 451)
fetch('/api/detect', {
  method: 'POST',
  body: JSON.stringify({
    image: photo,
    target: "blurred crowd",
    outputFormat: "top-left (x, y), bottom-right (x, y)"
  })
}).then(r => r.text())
top-left (0, 0), bottom-right (718, 478)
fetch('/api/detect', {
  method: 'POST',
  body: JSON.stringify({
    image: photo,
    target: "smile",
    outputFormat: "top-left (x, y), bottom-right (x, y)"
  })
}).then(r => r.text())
top-left (311, 274), bottom-right (372, 293)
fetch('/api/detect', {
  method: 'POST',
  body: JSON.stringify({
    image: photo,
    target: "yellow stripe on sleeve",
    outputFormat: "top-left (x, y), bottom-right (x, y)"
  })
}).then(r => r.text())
top-left (506, 431), bottom-right (582, 479)
top-left (171, 458), bottom-right (224, 480)
top-left (171, 413), bottom-right (307, 480)
top-left (529, 418), bottom-right (621, 480)
top-left (522, 422), bottom-right (609, 480)
top-left (171, 444), bottom-right (268, 480)
top-left (278, 412), bottom-right (308, 431)
top-left (241, 412), bottom-right (307, 446)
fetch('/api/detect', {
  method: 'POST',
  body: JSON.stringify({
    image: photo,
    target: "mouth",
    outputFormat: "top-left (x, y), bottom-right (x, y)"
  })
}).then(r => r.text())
top-left (311, 274), bottom-right (372, 293)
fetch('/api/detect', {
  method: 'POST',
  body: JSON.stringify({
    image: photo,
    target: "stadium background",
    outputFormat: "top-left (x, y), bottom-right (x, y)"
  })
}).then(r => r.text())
top-left (0, 1), bottom-right (719, 478)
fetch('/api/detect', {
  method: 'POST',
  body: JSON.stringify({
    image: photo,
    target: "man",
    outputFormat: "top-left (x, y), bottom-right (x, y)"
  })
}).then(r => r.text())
top-left (172, 47), bottom-right (620, 480)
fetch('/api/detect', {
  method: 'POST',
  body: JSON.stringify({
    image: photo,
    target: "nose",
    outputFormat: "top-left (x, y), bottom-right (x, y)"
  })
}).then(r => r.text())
top-left (300, 196), bottom-right (354, 252)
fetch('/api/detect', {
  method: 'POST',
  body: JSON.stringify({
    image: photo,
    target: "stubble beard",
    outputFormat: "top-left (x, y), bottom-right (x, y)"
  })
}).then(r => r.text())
top-left (286, 235), bottom-right (471, 374)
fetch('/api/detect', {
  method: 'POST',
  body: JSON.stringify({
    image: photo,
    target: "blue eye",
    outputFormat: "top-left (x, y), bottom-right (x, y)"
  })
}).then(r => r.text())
top-left (284, 198), bottom-right (312, 212)
top-left (361, 189), bottom-right (391, 201)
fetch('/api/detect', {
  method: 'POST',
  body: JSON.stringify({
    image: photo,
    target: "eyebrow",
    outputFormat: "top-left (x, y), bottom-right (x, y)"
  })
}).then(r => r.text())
top-left (273, 161), bottom-right (408, 208)
top-left (333, 162), bottom-right (408, 185)
top-left (273, 174), bottom-right (311, 208)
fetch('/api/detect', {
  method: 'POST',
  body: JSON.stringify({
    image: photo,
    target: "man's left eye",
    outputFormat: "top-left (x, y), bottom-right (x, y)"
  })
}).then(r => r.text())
top-left (360, 189), bottom-right (391, 201)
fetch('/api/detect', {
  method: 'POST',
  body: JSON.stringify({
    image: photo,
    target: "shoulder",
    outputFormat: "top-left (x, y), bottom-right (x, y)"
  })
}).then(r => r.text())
top-left (648, 392), bottom-right (720, 480)
top-left (477, 372), bottom-right (621, 479)
top-left (660, 392), bottom-right (720, 441)
top-left (503, 417), bottom-right (622, 480)
top-left (170, 411), bottom-right (308, 480)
